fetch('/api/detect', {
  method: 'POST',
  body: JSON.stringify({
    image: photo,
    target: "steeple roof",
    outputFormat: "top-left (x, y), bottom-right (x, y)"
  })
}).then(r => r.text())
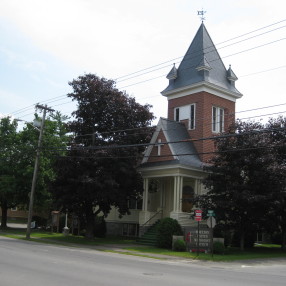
top-left (162, 23), bottom-right (242, 97)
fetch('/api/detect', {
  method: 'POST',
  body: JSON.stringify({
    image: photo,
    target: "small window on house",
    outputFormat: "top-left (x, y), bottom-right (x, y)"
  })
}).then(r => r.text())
top-left (127, 198), bottom-right (143, 210)
top-left (175, 108), bottom-right (180, 121)
top-left (189, 104), bottom-right (196, 130)
top-left (122, 223), bottom-right (139, 236)
top-left (212, 106), bottom-right (224, 133)
top-left (11, 207), bottom-right (17, 211)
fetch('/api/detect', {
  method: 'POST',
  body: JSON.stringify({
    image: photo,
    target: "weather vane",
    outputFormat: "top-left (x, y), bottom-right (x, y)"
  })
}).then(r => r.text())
top-left (197, 9), bottom-right (206, 22)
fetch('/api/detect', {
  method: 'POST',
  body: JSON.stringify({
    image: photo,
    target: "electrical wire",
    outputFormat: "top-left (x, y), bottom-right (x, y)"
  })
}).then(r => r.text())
top-left (6, 19), bottom-right (286, 117)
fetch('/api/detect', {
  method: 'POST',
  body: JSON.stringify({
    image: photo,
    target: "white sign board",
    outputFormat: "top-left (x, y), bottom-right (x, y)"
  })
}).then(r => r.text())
top-left (207, 217), bottom-right (216, 228)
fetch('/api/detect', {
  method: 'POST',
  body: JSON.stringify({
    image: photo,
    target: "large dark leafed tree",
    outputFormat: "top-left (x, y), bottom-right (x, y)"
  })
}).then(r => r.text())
top-left (51, 74), bottom-right (154, 238)
top-left (196, 120), bottom-right (275, 251)
top-left (265, 116), bottom-right (286, 250)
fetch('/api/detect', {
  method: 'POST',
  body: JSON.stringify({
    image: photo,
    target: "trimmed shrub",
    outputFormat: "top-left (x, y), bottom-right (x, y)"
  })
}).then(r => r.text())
top-left (156, 218), bottom-right (183, 249)
top-left (173, 239), bottom-right (186, 252)
top-left (213, 241), bottom-right (225, 254)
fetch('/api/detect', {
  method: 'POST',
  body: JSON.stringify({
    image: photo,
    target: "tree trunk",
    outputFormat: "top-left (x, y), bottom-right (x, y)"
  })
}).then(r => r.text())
top-left (240, 230), bottom-right (245, 251)
top-left (281, 227), bottom-right (286, 251)
top-left (85, 206), bottom-right (95, 239)
top-left (1, 201), bottom-right (8, 229)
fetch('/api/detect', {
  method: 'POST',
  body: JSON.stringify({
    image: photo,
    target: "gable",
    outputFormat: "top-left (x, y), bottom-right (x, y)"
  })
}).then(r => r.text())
top-left (146, 130), bottom-right (175, 163)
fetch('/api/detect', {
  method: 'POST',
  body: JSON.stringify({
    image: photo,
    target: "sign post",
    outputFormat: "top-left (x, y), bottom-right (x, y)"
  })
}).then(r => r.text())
top-left (195, 209), bottom-right (202, 256)
top-left (206, 210), bottom-right (216, 258)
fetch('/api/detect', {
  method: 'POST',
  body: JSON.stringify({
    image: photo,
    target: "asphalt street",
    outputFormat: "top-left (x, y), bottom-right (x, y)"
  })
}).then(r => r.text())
top-left (1, 236), bottom-right (286, 286)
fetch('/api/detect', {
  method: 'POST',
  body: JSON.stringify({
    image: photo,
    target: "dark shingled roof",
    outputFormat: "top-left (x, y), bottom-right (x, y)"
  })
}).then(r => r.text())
top-left (140, 118), bottom-right (204, 170)
top-left (162, 23), bottom-right (241, 96)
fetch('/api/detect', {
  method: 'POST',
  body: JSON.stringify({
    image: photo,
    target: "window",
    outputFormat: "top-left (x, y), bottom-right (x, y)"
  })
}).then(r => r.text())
top-left (174, 104), bottom-right (196, 130)
top-left (212, 106), bottom-right (224, 133)
top-left (175, 108), bottom-right (180, 121)
top-left (189, 104), bottom-right (195, 130)
top-left (128, 198), bottom-right (142, 210)
top-left (11, 207), bottom-right (17, 211)
top-left (122, 223), bottom-right (139, 236)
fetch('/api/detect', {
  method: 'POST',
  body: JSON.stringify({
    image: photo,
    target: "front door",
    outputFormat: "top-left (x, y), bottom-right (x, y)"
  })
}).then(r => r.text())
top-left (182, 186), bottom-right (194, 212)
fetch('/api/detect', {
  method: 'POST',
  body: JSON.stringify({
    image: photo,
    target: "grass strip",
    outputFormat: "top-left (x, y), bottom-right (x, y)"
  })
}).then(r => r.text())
top-left (104, 250), bottom-right (165, 260)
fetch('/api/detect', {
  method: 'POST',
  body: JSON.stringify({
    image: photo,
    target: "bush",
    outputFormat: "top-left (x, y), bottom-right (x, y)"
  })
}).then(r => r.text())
top-left (156, 218), bottom-right (183, 249)
top-left (213, 241), bottom-right (225, 254)
top-left (173, 239), bottom-right (186, 252)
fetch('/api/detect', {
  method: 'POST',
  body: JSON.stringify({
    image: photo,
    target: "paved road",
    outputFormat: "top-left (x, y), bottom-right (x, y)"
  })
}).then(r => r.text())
top-left (1, 236), bottom-right (286, 286)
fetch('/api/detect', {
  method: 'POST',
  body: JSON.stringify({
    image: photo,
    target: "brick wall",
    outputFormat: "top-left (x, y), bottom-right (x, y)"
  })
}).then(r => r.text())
top-left (168, 91), bottom-right (235, 162)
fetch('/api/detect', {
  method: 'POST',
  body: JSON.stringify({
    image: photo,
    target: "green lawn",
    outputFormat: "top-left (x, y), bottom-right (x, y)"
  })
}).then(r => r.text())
top-left (123, 245), bottom-right (286, 261)
top-left (1, 228), bottom-right (285, 261)
top-left (0, 228), bottom-right (136, 245)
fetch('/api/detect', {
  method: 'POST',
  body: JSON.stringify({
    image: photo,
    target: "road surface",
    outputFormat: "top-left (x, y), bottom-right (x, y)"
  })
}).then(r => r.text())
top-left (0, 236), bottom-right (286, 286)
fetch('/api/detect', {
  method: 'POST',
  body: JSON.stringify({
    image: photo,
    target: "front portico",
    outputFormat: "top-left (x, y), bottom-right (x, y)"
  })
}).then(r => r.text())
top-left (139, 163), bottom-right (206, 231)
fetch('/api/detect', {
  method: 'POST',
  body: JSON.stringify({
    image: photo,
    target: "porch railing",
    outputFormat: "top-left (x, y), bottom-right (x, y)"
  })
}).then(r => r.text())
top-left (141, 209), bottom-right (163, 227)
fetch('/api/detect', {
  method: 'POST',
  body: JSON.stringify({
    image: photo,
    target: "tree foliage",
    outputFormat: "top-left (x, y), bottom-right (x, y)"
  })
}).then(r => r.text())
top-left (156, 218), bottom-right (183, 249)
top-left (50, 74), bottom-right (154, 238)
top-left (0, 117), bottom-right (20, 228)
top-left (196, 118), bottom-right (286, 250)
top-left (0, 113), bottom-right (68, 229)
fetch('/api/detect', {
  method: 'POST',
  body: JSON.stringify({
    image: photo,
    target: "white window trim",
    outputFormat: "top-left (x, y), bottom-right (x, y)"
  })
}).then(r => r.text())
top-left (189, 103), bottom-right (196, 130)
top-left (212, 106), bottom-right (224, 133)
top-left (174, 104), bottom-right (196, 130)
top-left (175, 107), bottom-right (180, 122)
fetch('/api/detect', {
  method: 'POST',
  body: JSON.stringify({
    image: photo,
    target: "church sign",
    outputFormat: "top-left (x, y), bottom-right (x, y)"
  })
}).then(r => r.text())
top-left (186, 227), bottom-right (211, 252)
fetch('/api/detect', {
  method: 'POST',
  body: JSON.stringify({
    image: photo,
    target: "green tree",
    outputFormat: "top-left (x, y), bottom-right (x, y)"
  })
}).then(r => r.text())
top-left (20, 112), bottom-right (69, 214)
top-left (197, 120), bottom-right (273, 250)
top-left (0, 117), bottom-right (19, 228)
top-left (50, 73), bottom-right (154, 238)
top-left (264, 116), bottom-right (286, 250)
top-left (0, 113), bottom-right (68, 229)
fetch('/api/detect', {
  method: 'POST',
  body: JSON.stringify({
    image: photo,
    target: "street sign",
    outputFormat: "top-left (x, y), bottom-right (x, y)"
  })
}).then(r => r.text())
top-left (207, 217), bottom-right (216, 228)
top-left (195, 209), bottom-right (202, 221)
top-left (207, 210), bottom-right (215, 217)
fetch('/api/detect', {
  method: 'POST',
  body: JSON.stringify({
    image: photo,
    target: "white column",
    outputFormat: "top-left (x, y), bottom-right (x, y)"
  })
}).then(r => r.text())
top-left (160, 180), bottom-right (163, 208)
top-left (176, 176), bottom-right (180, 211)
top-left (143, 178), bottom-right (149, 211)
top-left (173, 177), bottom-right (177, 211)
top-left (178, 176), bottom-right (183, 212)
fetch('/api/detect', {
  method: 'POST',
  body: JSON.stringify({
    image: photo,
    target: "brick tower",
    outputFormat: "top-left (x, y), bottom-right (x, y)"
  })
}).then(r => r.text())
top-left (161, 23), bottom-right (242, 162)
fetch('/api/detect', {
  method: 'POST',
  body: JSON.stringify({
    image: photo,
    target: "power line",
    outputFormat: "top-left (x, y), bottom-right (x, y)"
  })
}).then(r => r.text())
top-left (50, 144), bottom-right (286, 161)
top-left (115, 19), bottom-right (286, 81)
top-left (38, 126), bottom-right (286, 153)
top-left (6, 19), bottom-right (286, 117)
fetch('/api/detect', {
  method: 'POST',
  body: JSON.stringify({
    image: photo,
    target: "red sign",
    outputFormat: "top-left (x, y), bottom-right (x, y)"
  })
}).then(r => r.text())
top-left (195, 209), bottom-right (202, 221)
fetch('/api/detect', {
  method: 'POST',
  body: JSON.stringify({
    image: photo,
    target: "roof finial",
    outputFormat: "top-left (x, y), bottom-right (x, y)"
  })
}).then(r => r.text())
top-left (197, 9), bottom-right (206, 22)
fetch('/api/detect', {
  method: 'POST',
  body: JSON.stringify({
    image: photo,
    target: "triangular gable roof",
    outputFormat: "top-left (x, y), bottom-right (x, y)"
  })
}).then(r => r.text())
top-left (141, 118), bottom-right (203, 170)
top-left (162, 23), bottom-right (242, 97)
top-left (142, 118), bottom-right (176, 164)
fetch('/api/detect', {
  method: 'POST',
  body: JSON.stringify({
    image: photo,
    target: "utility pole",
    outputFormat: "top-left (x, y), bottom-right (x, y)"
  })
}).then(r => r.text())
top-left (26, 104), bottom-right (54, 239)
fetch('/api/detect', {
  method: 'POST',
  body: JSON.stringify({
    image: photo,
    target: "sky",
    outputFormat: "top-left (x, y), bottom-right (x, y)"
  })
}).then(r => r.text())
top-left (1, 0), bottom-right (286, 126)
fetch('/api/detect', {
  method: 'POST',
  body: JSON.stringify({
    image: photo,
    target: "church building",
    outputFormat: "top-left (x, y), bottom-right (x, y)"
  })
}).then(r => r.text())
top-left (105, 22), bottom-right (242, 237)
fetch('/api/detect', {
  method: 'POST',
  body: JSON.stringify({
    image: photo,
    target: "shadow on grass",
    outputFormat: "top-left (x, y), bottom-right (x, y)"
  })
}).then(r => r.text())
top-left (0, 228), bottom-right (136, 246)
